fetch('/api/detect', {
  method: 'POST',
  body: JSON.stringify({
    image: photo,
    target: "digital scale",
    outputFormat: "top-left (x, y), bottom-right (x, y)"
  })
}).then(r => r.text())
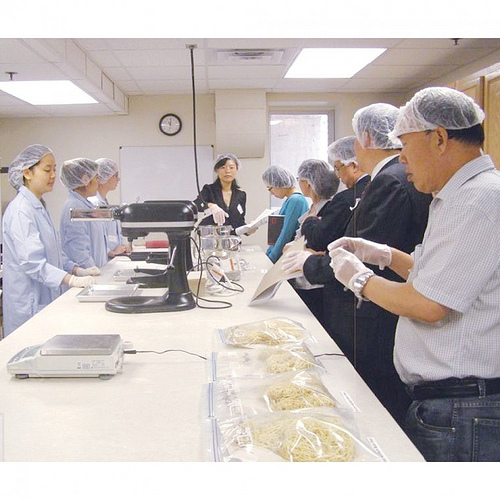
top-left (6, 334), bottom-right (127, 379)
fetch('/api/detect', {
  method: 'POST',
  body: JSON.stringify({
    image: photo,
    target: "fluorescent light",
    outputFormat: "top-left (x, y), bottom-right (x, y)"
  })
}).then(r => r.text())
top-left (0, 80), bottom-right (98, 105)
top-left (285, 48), bottom-right (386, 79)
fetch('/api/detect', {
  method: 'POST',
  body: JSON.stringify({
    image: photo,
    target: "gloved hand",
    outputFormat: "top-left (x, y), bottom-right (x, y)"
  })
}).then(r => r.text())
top-left (75, 266), bottom-right (101, 276)
top-left (280, 250), bottom-right (312, 276)
top-left (68, 275), bottom-right (95, 288)
top-left (328, 236), bottom-right (392, 270)
top-left (329, 247), bottom-right (372, 291)
top-left (209, 205), bottom-right (228, 225)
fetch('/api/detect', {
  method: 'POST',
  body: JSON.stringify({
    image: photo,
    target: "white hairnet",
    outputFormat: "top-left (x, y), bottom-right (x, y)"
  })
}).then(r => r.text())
top-left (298, 159), bottom-right (339, 199)
top-left (95, 158), bottom-right (119, 184)
top-left (8, 144), bottom-right (53, 190)
top-left (60, 158), bottom-right (98, 190)
top-left (352, 103), bottom-right (402, 149)
top-left (262, 164), bottom-right (297, 189)
top-left (388, 86), bottom-right (485, 141)
top-left (214, 153), bottom-right (241, 170)
top-left (327, 136), bottom-right (357, 166)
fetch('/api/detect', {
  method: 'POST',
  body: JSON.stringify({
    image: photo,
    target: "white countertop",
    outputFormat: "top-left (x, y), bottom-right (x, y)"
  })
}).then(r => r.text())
top-left (0, 245), bottom-right (424, 462)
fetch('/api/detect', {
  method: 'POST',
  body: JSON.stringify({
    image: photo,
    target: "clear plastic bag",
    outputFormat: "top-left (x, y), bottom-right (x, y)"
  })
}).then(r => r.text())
top-left (217, 317), bottom-right (312, 348)
top-left (208, 344), bottom-right (324, 380)
top-left (204, 369), bottom-right (340, 419)
top-left (263, 370), bottom-right (339, 412)
top-left (207, 407), bottom-right (383, 462)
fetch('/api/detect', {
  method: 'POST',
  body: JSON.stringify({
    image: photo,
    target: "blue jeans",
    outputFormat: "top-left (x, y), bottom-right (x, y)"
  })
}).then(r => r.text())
top-left (404, 394), bottom-right (500, 461)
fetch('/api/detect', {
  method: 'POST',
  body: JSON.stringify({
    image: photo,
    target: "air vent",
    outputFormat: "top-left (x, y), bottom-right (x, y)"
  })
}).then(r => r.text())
top-left (215, 49), bottom-right (284, 64)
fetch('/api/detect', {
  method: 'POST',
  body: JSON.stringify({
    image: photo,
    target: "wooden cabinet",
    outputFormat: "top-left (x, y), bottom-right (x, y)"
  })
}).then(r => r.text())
top-left (455, 76), bottom-right (484, 108)
top-left (484, 69), bottom-right (500, 168)
top-left (453, 63), bottom-right (500, 169)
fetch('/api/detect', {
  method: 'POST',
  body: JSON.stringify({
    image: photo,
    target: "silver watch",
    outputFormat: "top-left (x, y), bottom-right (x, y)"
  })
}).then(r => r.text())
top-left (351, 270), bottom-right (374, 301)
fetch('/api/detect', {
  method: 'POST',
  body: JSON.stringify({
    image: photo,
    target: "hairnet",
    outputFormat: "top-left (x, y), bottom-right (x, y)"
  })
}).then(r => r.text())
top-left (8, 144), bottom-right (53, 190)
top-left (388, 86), bottom-right (486, 141)
top-left (214, 153), bottom-right (241, 170)
top-left (262, 164), bottom-right (297, 189)
top-left (95, 158), bottom-right (119, 184)
top-left (327, 136), bottom-right (357, 166)
top-left (352, 103), bottom-right (402, 149)
top-left (60, 158), bottom-right (98, 190)
top-left (298, 159), bottom-right (339, 199)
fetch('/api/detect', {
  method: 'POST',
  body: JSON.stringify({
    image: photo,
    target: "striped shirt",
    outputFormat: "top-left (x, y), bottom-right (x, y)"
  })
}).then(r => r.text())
top-left (394, 155), bottom-right (500, 385)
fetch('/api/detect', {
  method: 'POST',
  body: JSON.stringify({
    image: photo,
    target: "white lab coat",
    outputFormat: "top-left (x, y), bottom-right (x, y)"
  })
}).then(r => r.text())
top-left (2, 186), bottom-right (69, 336)
top-left (60, 191), bottom-right (108, 269)
top-left (87, 192), bottom-right (126, 253)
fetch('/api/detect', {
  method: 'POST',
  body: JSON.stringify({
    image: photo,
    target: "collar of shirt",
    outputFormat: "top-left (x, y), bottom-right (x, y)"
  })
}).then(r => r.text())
top-left (370, 154), bottom-right (399, 180)
top-left (356, 173), bottom-right (370, 184)
top-left (19, 185), bottom-right (45, 209)
top-left (434, 154), bottom-right (496, 201)
top-left (70, 189), bottom-right (96, 207)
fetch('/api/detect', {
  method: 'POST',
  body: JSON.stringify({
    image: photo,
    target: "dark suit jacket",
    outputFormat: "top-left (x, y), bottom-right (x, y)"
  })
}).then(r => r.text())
top-left (194, 180), bottom-right (247, 233)
top-left (303, 156), bottom-right (433, 424)
top-left (301, 175), bottom-right (370, 252)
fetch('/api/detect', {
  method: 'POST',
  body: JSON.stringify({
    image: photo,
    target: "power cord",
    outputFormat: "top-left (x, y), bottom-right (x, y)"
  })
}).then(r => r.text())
top-left (187, 236), bottom-right (241, 309)
top-left (124, 348), bottom-right (207, 360)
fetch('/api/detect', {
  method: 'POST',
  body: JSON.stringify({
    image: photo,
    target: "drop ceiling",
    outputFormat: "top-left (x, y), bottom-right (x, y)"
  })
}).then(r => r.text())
top-left (1, 38), bottom-right (500, 118)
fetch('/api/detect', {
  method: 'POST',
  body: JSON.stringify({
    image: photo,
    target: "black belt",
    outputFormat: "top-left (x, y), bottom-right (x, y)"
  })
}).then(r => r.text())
top-left (406, 377), bottom-right (500, 400)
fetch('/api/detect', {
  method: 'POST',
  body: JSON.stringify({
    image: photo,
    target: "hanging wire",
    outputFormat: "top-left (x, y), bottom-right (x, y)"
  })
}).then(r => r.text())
top-left (188, 44), bottom-right (201, 195)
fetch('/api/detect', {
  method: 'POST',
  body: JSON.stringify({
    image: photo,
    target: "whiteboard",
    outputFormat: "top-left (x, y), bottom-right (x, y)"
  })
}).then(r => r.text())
top-left (119, 145), bottom-right (214, 204)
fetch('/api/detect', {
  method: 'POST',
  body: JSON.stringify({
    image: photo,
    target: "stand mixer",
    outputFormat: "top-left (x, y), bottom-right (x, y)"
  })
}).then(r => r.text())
top-left (70, 201), bottom-right (197, 313)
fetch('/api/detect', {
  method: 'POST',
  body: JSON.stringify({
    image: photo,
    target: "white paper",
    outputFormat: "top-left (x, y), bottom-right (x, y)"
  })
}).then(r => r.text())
top-left (235, 208), bottom-right (278, 236)
top-left (249, 237), bottom-right (306, 305)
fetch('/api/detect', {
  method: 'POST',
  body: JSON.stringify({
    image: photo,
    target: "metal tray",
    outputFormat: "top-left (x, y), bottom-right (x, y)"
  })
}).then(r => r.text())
top-left (76, 284), bottom-right (139, 302)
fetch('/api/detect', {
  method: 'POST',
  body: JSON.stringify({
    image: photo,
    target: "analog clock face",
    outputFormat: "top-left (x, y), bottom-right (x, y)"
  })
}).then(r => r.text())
top-left (159, 114), bottom-right (182, 136)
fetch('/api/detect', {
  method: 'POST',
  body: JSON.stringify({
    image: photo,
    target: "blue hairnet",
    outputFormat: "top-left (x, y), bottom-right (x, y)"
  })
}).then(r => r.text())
top-left (8, 144), bottom-right (53, 190)
top-left (352, 103), bottom-right (402, 149)
top-left (60, 158), bottom-right (98, 190)
top-left (95, 158), bottom-right (119, 184)
top-left (262, 164), bottom-right (297, 189)
top-left (297, 159), bottom-right (339, 199)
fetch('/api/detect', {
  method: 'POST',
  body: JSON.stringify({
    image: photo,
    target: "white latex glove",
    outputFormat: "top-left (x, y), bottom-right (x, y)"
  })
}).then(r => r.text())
top-left (68, 275), bottom-right (95, 288)
top-left (280, 250), bottom-right (312, 276)
top-left (329, 247), bottom-right (372, 290)
top-left (209, 205), bottom-right (228, 225)
top-left (328, 236), bottom-right (392, 270)
top-left (75, 266), bottom-right (101, 276)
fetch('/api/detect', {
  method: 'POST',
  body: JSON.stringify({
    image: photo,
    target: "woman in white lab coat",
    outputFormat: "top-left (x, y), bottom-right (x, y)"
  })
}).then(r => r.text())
top-left (2, 145), bottom-right (95, 336)
top-left (59, 158), bottom-right (109, 269)
top-left (87, 158), bottom-right (130, 258)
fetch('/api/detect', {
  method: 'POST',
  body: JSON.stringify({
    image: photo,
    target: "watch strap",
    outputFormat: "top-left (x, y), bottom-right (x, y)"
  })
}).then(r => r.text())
top-left (349, 269), bottom-right (375, 301)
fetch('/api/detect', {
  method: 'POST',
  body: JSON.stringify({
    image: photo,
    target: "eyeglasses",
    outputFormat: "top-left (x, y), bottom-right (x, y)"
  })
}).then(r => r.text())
top-left (267, 186), bottom-right (273, 192)
top-left (334, 164), bottom-right (347, 173)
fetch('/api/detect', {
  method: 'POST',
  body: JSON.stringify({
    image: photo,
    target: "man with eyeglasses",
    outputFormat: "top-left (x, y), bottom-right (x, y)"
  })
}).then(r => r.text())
top-left (300, 136), bottom-right (370, 252)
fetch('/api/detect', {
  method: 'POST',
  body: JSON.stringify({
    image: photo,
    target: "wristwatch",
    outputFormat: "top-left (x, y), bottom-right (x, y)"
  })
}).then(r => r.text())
top-left (351, 270), bottom-right (375, 301)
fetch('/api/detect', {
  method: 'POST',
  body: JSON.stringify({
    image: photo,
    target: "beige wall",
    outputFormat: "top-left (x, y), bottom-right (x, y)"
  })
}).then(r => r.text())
top-left (0, 90), bottom-right (406, 249)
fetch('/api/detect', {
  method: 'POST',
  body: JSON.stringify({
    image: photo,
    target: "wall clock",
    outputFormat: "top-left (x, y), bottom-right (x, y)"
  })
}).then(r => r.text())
top-left (159, 113), bottom-right (182, 136)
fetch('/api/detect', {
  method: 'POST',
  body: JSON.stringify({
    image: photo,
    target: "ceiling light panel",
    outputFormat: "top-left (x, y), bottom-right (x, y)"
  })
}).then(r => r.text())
top-left (285, 48), bottom-right (387, 78)
top-left (0, 80), bottom-right (97, 105)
